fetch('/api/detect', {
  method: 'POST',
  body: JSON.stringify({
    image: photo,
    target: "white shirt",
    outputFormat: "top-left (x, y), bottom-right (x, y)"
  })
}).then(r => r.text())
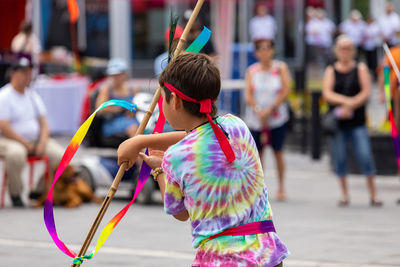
top-left (11, 33), bottom-right (41, 55)
top-left (378, 12), bottom-right (400, 45)
top-left (0, 84), bottom-right (47, 141)
top-left (249, 15), bottom-right (277, 41)
top-left (340, 19), bottom-right (367, 46)
top-left (305, 18), bottom-right (336, 48)
top-left (362, 22), bottom-right (381, 50)
top-left (245, 61), bottom-right (288, 130)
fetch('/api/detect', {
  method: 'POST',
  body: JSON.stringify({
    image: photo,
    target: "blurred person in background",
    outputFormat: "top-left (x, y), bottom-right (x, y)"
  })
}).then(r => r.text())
top-left (249, 2), bottom-right (277, 41)
top-left (244, 38), bottom-right (291, 201)
top-left (322, 35), bottom-right (382, 207)
top-left (0, 57), bottom-right (64, 207)
top-left (154, 26), bottom-right (184, 77)
top-left (378, 2), bottom-right (400, 47)
top-left (362, 15), bottom-right (381, 79)
top-left (305, 8), bottom-right (336, 68)
top-left (11, 20), bottom-right (41, 77)
top-left (305, 6), bottom-right (316, 23)
top-left (183, 9), bottom-right (217, 60)
top-left (95, 58), bottom-right (139, 138)
top-left (339, 10), bottom-right (366, 57)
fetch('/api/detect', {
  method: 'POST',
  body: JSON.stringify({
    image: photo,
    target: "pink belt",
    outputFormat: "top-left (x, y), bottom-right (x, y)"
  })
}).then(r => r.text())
top-left (200, 220), bottom-right (276, 245)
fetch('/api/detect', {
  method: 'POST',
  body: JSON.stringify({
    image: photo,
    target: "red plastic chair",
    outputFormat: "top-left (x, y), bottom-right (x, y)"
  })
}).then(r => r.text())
top-left (0, 155), bottom-right (50, 208)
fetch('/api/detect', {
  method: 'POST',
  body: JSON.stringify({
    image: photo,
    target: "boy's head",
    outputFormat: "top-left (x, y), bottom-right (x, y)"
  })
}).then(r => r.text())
top-left (159, 52), bottom-right (220, 118)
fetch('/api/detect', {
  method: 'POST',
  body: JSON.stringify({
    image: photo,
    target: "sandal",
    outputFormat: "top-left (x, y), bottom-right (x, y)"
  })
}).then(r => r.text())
top-left (370, 199), bottom-right (383, 207)
top-left (338, 199), bottom-right (349, 207)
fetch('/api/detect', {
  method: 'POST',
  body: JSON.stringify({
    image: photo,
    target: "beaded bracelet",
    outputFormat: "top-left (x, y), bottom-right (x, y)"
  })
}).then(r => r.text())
top-left (150, 167), bottom-right (164, 181)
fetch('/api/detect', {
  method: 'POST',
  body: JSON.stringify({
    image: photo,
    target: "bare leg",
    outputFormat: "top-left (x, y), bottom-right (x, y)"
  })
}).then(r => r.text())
top-left (366, 175), bottom-right (383, 206)
top-left (338, 177), bottom-right (349, 206)
top-left (273, 150), bottom-right (286, 200)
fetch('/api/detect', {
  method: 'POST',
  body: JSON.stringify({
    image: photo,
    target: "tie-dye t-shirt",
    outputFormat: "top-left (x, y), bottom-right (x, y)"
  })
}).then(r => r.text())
top-left (162, 114), bottom-right (289, 266)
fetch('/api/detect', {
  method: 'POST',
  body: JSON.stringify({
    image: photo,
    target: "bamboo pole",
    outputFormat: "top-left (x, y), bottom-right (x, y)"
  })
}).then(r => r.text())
top-left (71, 1), bottom-right (205, 266)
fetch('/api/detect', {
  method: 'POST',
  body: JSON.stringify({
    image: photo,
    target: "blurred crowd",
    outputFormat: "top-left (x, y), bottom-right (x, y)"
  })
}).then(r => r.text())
top-left (1, 2), bottom-right (399, 209)
top-left (305, 2), bottom-right (400, 76)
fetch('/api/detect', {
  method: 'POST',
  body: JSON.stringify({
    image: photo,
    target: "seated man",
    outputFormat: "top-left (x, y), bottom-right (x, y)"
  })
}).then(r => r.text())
top-left (0, 57), bottom-right (64, 207)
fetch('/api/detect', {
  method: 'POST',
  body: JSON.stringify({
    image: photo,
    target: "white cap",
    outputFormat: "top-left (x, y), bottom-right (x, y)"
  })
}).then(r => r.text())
top-left (106, 58), bottom-right (128, 75)
top-left (350, 9), bottom-right (362, 20)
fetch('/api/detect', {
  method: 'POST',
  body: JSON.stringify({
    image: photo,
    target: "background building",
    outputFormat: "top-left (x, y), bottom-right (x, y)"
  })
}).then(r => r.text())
top-left (0, 0), bottom-right (399, 80)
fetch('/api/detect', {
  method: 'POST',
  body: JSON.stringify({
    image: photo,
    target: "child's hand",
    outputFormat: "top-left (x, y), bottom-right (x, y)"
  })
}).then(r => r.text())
top-left (138, 149), bottom-right (164, 170)
top-left (117, 137), bottom-right (142, 170)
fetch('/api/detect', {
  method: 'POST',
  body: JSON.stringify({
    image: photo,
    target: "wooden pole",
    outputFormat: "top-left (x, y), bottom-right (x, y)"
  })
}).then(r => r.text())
top-left (71, 1), bottom-right (205, 266)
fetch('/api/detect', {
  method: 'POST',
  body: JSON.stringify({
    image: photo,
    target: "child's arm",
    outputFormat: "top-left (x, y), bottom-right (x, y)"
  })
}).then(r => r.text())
top-left (117, 131), bottom-right (187, 169)
top-left (139, 150), bottom-right (189, 222)
top-left (155, 172), bottom-right (189, 221)
top-left (244, 70), bottom-right (258, 111)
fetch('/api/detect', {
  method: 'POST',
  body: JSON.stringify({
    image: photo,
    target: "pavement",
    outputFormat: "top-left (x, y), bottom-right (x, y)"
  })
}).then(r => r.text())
top-left (0, 147), bottom-right (399, 267)
top-left (0, 82), bottom-right (399, 266)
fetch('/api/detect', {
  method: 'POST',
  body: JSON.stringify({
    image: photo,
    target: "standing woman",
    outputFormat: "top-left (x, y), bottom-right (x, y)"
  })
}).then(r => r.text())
top-left (322, 35), bottom-right (382, 207)
top-left (245, 38), bottom-right (291, 201)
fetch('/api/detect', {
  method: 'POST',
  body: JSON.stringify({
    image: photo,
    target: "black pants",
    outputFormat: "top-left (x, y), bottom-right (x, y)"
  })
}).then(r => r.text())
top-left (364, 49), bottom-right (378, 75)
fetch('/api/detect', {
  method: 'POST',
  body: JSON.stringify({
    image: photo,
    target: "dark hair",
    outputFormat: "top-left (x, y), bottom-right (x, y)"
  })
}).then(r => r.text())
top-left (20, 21), bottom-right (32, 35)
top-left (254, 39), bottom-right (275, 50)
top-left (159, 52), bottom-right (220, 117)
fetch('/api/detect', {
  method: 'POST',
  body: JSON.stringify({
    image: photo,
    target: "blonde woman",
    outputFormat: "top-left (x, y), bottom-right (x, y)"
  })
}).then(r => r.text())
top-left (322, 35), bottom-right (382, 207)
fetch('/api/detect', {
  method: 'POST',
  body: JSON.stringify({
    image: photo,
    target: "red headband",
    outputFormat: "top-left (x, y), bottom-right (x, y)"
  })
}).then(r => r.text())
top-left (163, 82), bottom-right (235, 163)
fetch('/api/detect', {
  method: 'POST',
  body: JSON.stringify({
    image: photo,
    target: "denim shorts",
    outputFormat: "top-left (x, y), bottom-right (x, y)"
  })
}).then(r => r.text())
top-left (329, 125), bottom-right (376, 177)
top-left (250, 124), bottom-right (287, 151)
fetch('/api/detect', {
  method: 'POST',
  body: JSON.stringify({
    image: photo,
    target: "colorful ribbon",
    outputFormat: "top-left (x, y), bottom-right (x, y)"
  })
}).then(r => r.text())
top-left (163, 82), bottom-right (235, 162)
top-left (199, 220), bottom-right (275, 246)
top-left (67, 0), bottom-right (80, 23)
top-left (186, 26), bottom-right (211, 52)
top-left (44, 100), bottom-right (137, 258)
top-left (383, 66), bottom-right (400, 171)
top-left (44, 27), bottom-right (211, 265)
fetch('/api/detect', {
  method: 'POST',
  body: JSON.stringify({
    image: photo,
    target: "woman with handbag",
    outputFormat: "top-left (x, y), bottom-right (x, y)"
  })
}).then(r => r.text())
top-left (322, 35), bottom-right (382, 207)
top-left (244, 38), bottom-right (291, 201)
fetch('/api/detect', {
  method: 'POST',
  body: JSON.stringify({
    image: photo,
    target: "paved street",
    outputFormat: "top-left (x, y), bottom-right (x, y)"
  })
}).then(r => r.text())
top-left (0, 148), bottom-right (399, 267)
top-left (0, 82), bottom-right (399, 266)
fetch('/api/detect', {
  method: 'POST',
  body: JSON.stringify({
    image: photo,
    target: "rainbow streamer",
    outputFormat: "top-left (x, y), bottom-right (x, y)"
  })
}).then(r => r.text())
top-left (44, 27), bottom-right (211, 265)
top-left (383, 66), bottom-right (400, 171)
top-left (44, 100), bottom-right (137, 258)
top-left (186, 26), bottom-right (211, 53)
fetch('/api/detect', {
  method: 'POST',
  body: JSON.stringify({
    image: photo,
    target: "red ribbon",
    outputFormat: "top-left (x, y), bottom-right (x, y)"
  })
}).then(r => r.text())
top-left (163, 82), bottom-right (235, 163)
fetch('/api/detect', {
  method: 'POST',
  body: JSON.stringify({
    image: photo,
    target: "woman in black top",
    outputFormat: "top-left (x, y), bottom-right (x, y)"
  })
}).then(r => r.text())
top-left (322, 35), bottom-right (382, 207)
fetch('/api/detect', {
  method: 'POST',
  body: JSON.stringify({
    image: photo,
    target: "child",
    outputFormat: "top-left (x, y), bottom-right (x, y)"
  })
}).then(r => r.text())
top-left (117, 53), bottom-right (288, 266)
top-left (244, 39), bottom-right (291, 201)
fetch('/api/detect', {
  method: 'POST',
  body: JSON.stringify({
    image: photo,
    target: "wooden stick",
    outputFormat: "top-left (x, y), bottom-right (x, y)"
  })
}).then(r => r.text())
top-left (71, 1), bottom-right (204, 266)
